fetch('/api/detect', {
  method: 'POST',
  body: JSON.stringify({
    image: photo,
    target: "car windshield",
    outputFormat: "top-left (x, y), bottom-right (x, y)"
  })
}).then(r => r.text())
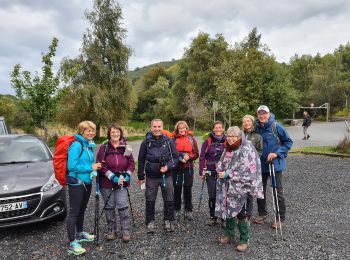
top-left (0, 136), bottom-right (51, 164)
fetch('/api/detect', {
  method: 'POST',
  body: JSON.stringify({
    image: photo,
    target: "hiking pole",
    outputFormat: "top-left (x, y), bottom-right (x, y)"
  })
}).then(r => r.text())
top-left (218, 179), bottom-right (224, 242)
top-left (126, 187), bottom-right (135, 227)
top-left (197, 173), bottom-right (206, 213)
top-left (98, 186), bottom-right (116, 221)
top-left (94, 173), bottom-right (100, 245)
top-left (271, 163), bottom-right (284, 241)
top-left (269, 162), bottom-right (278, 240)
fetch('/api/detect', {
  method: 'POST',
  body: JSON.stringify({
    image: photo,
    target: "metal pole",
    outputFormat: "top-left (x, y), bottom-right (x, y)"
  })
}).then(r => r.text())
top-left (326, 103), bottom-right (329, 122)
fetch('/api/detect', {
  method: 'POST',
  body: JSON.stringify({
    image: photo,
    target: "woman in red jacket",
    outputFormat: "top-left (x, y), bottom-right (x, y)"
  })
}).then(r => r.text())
top-left (172, 121), bottom-right (199, 221)
top-left (96, 124), bottom-right (135, 242)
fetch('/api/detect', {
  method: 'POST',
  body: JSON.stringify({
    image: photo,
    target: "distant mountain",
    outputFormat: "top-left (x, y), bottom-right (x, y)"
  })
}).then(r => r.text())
top-left (128, 59), bottom-right (180, 83)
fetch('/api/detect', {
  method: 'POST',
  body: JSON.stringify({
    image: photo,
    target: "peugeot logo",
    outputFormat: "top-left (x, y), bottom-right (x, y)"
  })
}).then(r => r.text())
top-left (2, 185), bottom-right (9, 191)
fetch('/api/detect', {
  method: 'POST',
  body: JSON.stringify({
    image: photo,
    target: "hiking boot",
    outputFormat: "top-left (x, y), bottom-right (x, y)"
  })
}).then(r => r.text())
top-left (106, 230), bottom-right (116, 240)
top-left (218, 235), bottom-right (232, 245)
top-left (122, 234), bottom-right (131, 242)
top-left (184, 211), bottom-right (193, 220)
top-left (164, 220), bottom-right (175, 232)
top-left (68, 240), bottom-right (86, 255)
top-left (147, 221), bottom-right (155, 233)
top-left (76, 231), bottom-right (95, 242)
top-left (221, 219), bottom-right (227, 229)
top-left (271, 220), bottom-right (284, 229)
top-left (207, 217), bottom-right (217, 226)
top-left (236, 243), bottom-right (249, 252)
top-left (254, 215), bottom-right (267, 224)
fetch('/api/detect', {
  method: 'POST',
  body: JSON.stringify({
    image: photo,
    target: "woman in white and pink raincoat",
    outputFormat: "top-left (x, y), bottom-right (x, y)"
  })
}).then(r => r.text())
top-left (215, 126), bottom-right (263, 252)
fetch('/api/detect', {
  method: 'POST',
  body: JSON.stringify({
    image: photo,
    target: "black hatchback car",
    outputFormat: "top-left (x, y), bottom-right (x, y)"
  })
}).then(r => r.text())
top-left (0, 135), bottom-right (67, 228)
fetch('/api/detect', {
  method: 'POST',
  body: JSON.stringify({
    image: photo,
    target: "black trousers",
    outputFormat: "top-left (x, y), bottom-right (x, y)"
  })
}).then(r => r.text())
top-left (206, 173), bottom-right (217, 218)
top-left (172, 167), bottom-right (194, 211)
top-left (145, 176), bottom-right (174, 224)
top-left (67, 184), bottom-right (92, 242)
top-left (257, 171), bottom-right (286, 221)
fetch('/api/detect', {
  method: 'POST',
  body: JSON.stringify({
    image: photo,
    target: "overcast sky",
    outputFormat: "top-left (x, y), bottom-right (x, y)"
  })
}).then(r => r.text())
top-left (1, 0), bottom-right (350, 95)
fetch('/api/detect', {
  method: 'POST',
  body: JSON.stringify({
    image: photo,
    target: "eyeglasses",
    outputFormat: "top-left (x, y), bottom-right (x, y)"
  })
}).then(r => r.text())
top-left (227, 135), bottom-right (239, 139)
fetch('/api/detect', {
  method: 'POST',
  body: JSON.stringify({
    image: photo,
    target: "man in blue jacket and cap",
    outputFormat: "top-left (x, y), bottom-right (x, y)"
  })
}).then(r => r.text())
top-left (254, 105), bottom-right (293, 228)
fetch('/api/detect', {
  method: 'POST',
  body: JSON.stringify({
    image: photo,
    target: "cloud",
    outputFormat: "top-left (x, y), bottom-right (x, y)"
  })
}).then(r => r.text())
top-left (1, 0), bottom-right (350, 94)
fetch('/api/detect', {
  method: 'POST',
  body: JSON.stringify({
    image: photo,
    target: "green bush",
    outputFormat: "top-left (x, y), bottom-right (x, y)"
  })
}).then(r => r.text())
top-left (335, 109), bottom-right (350, 118)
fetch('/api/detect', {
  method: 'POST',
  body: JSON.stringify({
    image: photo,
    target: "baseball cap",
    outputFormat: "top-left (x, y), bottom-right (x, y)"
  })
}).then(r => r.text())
top-left (257, 105), bottom-right (270, 113)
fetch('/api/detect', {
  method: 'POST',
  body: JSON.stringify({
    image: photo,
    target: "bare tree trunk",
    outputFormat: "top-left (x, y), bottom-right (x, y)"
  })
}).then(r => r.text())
top-left (96, 124), bottom-right (101, 139)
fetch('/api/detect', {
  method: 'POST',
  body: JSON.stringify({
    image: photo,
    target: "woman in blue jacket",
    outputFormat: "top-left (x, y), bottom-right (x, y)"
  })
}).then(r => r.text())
top-left (66, 121), bottom-right (101, 255)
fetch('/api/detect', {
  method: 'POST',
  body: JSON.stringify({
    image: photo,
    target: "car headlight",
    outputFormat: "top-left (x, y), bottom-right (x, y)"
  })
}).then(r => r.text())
top-left (41, 174), bottom-right (61, 192)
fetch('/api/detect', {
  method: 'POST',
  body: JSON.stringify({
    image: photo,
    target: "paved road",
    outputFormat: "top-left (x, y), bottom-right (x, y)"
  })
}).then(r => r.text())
top-left (285, 121), bottom-right (348, 148)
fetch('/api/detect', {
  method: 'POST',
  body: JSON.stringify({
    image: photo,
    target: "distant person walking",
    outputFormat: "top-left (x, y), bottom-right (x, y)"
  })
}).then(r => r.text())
top-left (302, 111), bottom-right (312, 140)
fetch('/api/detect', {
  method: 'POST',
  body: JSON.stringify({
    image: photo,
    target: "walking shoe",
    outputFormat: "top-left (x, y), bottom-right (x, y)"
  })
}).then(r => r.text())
top-left (307, 134), bottom-right (310, 139)
top-left (106, 230), bottom-right (116, 240)
top-left (207, 217), bottom-right (217, 226)
top-left (76, 231), bottom-right (95, 242)
top-left (68, 240), bottom-right (86, 255)
top-left (254, 215), bottom-right (267, 224)
top-left (271, 220), bottom-right (284, 229)
top-left (236, 243), bottom-right (249, 252)
top-left (147, 221), bottom-right (155, 233)
top-left (184, 211), bottom-right (193, 220)
top-left (221, 219), bottom-right (227, 229)
top-left (218, 235), bottom-right (232, 245)
top-left (164, 220), bottom-right (175, 232)
top-left (122, 234), bottom-right (131, 242)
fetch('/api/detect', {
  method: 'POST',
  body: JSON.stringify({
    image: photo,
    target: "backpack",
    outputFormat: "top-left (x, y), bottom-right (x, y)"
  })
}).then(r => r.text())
top-left (53, 136), bottom-right (83, 186)
top-left (202, 132), bottom-right (214, 155)
top-left (271, 121), bottom-right (281, 146)
top-left (174, 134), bottom-right (196, 158)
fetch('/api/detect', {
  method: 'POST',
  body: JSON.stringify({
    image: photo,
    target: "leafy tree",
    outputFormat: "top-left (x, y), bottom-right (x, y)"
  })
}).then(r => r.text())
top-left (59, 0), bottom-right (133, 136)
top-left (289, 54), bottom-right (314, 97)
top-left (133, 66), bottom-right (172, 121)
top-left (0, 95), bottom-right (18, 126)
top-left (172, 32), bottom-right (229, 120)
top-left (215, 28), bottom-right (298, 122)
top-left (11, 38), bottom-right (59, 139)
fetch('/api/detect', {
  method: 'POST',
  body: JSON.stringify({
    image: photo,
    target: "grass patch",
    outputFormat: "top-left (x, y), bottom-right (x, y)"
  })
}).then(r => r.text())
top-left (292, 145), bottom-right (350, 156)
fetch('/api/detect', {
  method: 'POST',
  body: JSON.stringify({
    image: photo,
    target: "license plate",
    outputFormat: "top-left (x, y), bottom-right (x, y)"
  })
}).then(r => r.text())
top-left (0, 201), bottom-right (28, 212)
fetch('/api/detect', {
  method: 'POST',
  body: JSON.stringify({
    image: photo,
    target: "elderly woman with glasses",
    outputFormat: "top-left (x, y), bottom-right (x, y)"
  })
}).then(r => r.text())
top-left (215, 126), bottom-right (263, 252)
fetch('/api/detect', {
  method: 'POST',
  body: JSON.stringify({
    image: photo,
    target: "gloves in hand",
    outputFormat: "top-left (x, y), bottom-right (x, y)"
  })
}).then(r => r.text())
top-left (112, 175), bottom-right (119, 184)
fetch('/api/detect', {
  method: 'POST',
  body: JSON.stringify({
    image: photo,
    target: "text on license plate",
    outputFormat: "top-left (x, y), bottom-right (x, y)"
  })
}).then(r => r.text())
top-left (0, 201), bottom-right (28, 212)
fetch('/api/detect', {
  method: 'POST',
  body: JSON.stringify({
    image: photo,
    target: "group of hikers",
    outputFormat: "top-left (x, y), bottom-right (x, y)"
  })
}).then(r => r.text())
top-left (63, 105), bottom-right (293, 255)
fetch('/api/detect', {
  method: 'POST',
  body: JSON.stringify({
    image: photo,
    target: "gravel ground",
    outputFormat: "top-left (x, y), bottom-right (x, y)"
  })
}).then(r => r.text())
top-left (1, 155), bottom-right (350, 260)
